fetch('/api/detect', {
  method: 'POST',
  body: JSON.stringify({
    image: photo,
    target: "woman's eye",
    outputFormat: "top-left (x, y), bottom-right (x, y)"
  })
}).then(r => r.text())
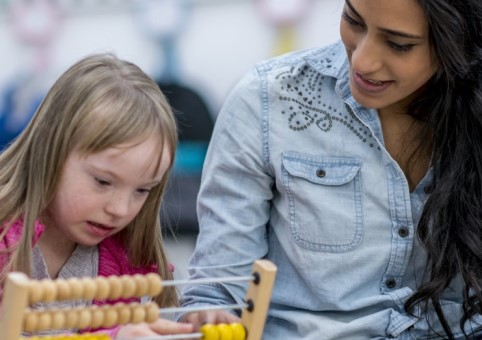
top-left (388, 41), bottom-right (415, 53)
top-left (342, 11), bottom-right (363, 28)
top-left (95, 178), bottom-right (110, 186)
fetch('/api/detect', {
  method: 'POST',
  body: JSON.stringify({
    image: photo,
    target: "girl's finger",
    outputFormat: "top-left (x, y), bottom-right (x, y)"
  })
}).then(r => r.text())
top-left (149, 318), bottom-right (194, 335)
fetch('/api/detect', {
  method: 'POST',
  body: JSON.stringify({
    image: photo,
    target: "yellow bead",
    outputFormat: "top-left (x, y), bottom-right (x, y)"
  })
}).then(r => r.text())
top-left (94, 277), bottom-right (110, 300)
top-left (107, 276), bottom-right (123, 300)
top-left (201, 323), bottom-right (220, 340)
top-left (120, 275), bottom-right (136, 299)
top-left (217, 323), bottom-right (233, 340)
top-left (230, 323), bottom-right (247, 340)
top-left (23, 311), bottom-right (39, 332)
top-left (56, 278), bottom-right (71, 300)
top-left (145, 273), bottom-right (162, 296)
top-left (40, 279), bottom-right (57, 302)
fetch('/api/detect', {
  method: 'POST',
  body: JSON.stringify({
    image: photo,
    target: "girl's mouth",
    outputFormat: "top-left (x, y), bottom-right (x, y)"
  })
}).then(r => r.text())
top-left (87, 221), bottom-right (114, 237)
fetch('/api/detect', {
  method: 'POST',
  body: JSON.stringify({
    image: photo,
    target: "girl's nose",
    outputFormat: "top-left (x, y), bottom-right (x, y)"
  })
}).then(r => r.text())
top-left (105, 193), bottom-right (131, 218)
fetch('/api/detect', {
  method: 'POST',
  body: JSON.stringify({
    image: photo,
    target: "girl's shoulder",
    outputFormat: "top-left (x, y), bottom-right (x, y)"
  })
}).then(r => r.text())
top-left (0, 220), bottom-right (44, 271)
top-left (98, 236), bottom-right (157, 277)
top-left (0, 219), bottom-right (44, 249)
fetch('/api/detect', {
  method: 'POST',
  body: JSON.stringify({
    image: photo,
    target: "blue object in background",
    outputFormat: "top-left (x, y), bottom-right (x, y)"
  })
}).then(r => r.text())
top-left (174, 141), bottom-right (209, 175)
top-left (160, 81), bottom-right (214, 233)
top-left (0, 81), bottom-right (43, 151)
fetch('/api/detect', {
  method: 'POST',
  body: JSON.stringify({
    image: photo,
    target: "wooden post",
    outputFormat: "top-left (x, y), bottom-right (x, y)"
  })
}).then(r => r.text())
top-left (0, 272), bottom-right (31, 340)
top-left (242, 259), bottom-right (277, 340)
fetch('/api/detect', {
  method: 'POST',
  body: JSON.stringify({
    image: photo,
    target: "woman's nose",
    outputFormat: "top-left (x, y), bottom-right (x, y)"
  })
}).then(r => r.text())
top-left (350, 36), bottom-right (383, 74)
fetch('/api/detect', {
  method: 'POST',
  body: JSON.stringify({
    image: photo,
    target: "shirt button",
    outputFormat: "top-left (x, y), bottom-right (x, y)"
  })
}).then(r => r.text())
top-left (316, 169), bottom-right (326, 178)
top-left (386, 279), bottom-right (396, 289)
top-left (424, 184), bottom-right (433, 194)
top-left (398, 227), bottom-right (409, 238)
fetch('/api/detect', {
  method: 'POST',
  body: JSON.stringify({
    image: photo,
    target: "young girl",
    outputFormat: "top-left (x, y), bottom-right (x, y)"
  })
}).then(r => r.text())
top-left (0, 54), bottom-right (193, 338)
top-left (180, 0), bottom-right (482, 338)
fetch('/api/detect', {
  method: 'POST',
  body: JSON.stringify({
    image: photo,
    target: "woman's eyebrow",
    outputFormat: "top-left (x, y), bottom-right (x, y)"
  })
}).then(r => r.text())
top-left (345, 0), bottom-right (363, 20)
top-left (345, 0), bottom-right (423, 40)
top-left (379, 27), bottom-right (423, 40)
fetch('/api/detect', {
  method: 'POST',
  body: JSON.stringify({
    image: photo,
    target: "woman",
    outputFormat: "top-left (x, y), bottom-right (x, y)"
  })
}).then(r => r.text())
top-left (181, 0), bottom-right (482, 339)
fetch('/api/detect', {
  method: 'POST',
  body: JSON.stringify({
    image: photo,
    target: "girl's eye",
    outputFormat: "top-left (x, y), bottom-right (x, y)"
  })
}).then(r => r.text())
top-left (137, 188), bottom-right (151, 195)
top-left (342, 11), bottom-right (363, 28)
top-left (95, 178), bottom-right (110, 186)
top-left (388, 41), bottom-right (415, 53)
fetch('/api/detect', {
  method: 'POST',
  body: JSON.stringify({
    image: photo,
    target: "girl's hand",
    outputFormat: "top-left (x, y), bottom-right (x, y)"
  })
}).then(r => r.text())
top-left (115, 318), bottom-right (194, 339)
top-left (181, 311), bottom-right (241, 331)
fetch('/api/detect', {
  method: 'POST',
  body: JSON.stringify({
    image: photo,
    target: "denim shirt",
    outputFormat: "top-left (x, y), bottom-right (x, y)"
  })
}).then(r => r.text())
top-left (181, 41), bottom-right (481, 339)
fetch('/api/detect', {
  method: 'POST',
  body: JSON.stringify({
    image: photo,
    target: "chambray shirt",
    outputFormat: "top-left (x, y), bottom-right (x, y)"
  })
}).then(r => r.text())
top-left (181, 41), bottom-right (481, 339)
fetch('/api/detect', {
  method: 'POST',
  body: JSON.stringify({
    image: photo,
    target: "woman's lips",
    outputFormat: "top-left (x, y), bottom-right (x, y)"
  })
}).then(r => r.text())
top-left (352, 71), bottom-right (393, 94)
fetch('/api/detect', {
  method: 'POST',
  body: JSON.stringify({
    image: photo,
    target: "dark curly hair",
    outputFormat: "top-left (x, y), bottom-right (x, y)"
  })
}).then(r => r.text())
top-left (404, 0), bottom-right (482, 338)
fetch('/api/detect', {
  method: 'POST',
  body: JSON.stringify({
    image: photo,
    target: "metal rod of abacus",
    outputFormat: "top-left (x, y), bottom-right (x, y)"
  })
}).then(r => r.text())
top-left (162, 275), bottom-right (255, 287)
top-left (159, 302), bottom-right (249, 315)
top-left (136, 334), bottom-right (203, 340)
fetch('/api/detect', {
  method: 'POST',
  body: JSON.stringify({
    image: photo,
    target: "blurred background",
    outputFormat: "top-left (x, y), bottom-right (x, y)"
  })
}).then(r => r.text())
top-left (0, 0), bottom-right (343, 279)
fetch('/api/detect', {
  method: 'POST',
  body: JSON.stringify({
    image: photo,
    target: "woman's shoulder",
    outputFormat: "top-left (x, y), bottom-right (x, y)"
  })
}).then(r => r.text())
top-left (255, 40), bottom-right (347, 76)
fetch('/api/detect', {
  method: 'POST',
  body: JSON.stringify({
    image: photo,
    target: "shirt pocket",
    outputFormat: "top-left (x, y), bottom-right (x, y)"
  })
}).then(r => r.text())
top-left (281, 152), bottom-right (363, 253)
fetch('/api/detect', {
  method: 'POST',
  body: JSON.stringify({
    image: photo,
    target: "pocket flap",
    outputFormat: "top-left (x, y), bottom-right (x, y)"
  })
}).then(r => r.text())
top-left (282, 152), bottom-right (361, 186)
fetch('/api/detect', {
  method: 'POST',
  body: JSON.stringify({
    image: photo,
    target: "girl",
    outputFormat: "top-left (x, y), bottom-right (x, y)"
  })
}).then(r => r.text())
top-left (0, 54), bottom-right (193, 338)
top-left (180, 0), bottom-right (482, 339)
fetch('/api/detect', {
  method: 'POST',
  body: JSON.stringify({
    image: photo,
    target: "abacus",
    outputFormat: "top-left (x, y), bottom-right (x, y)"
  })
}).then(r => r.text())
top-left (0, 260), bottom-right (277, 340)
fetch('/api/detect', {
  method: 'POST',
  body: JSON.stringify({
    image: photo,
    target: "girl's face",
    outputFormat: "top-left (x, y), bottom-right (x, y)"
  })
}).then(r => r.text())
top-left (340, 0), bottom-right (438, 113)
top-left (45, 135), bottom-right (171, 247)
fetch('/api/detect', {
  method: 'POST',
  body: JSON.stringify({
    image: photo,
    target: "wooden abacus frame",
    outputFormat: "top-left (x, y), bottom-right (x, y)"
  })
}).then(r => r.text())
top-left (0, 259), bottom-right (277, 340)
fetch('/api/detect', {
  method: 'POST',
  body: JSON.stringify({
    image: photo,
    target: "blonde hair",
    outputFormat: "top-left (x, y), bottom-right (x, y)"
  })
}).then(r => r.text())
top-left (0, 53), bottom-right (178, 307)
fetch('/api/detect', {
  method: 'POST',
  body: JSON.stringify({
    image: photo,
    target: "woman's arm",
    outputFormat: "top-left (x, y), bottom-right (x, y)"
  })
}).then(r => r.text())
top-left (180, 67), bottom-right (273, 321)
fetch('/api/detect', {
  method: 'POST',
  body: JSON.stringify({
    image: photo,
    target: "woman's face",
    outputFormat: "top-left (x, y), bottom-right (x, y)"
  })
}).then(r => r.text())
top-left (340, 0), bottom-right (438, 113)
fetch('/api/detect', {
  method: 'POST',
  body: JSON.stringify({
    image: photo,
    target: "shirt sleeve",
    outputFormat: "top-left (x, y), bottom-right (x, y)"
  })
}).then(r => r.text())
top-left (181, 67), bottom-right (273, 310)
top-left (83, 326), bottom-right (120, 338)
